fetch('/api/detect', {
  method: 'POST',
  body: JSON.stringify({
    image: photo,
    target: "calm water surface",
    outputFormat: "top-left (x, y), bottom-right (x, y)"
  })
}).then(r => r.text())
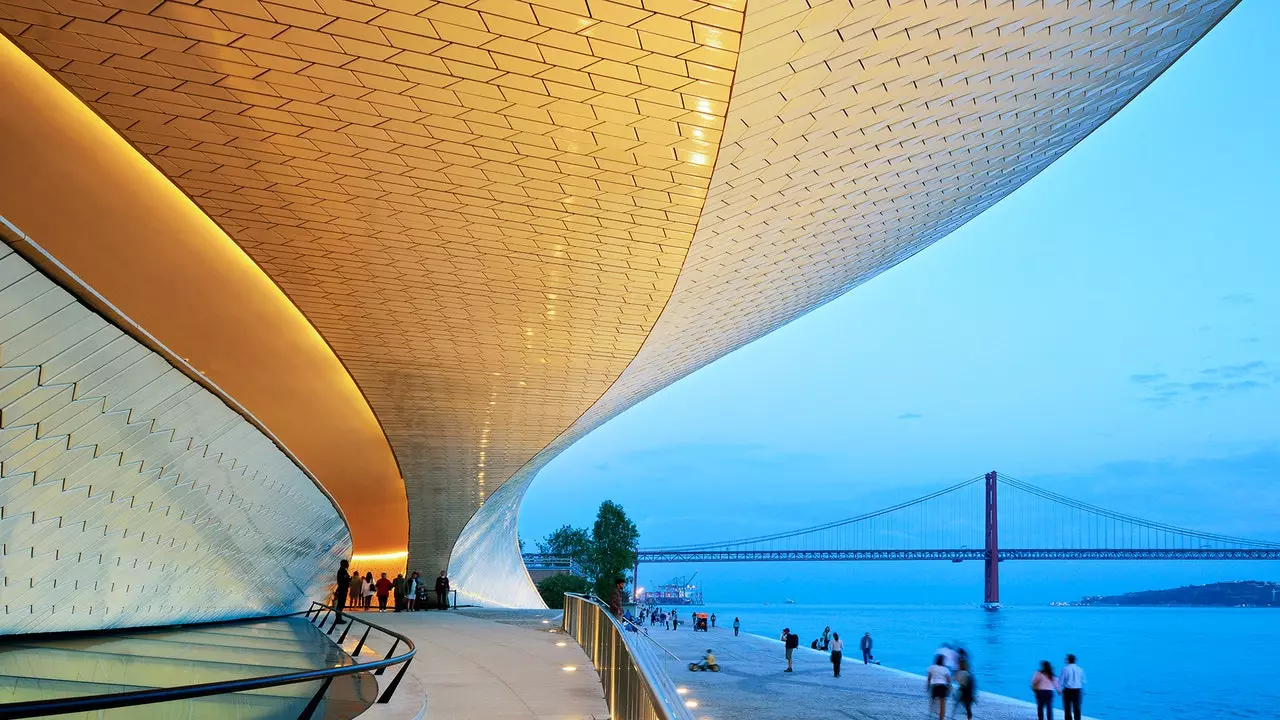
top-left (704, 603), bottom-right (1278, 719)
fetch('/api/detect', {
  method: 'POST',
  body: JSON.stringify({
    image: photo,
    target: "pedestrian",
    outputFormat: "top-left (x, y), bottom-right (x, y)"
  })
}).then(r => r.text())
top-left (362, 572), bottom-right (374, 610)
top-left (733, 617), bottom-right (740, 636)
top-left (861, 632), bottom-right (873, 664)
top-left (671, 609), bottom-right (678, 630)
top-left (375, 572), bottom-right (392, 612)
top-left (435, 570), bottom-right (450, 609)
top-left (1031, 660), bottom-right (1056, 720)
top-left (1058, 654), bottom-right (1086, 720)
top-left (830, 632), bottom-right (843, 678)
top-left (333, 559), bottom-right (351, 624)
top-left (936, 643), bottom-right (959, 672)
top-left (609, 577), bottom-right (625, 618)
top-left (406, 571), bottom-right (420, 611)
top-left (783, 627), bottom-right (799, 672)
top-left (710, 612), bottom-right (717, 628)
top-left (393, 573), bottom-right (407, 611)
top-left (821, 626), bottom-right (831, 651)
top-left (348, 568), bottom-right (361, 607)
top-left (953, 657), bottom-right (976, 720)
top-left (926, 654), bottom-right (951, 720)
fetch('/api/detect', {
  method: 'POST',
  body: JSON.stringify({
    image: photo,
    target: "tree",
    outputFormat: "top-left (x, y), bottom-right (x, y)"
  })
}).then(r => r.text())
top-left (537, 525), bottom-right (591, 562)
top-left (536, 573), bottom-right (589, 609)
top-left (586, 500), bottom-right (639, 600)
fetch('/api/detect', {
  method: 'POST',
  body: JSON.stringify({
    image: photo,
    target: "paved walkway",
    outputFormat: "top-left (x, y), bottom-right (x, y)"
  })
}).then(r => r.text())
top-left (350, 609), bottom-right (607, 720)
top-left (645, 624), bottom-right (1099, 720)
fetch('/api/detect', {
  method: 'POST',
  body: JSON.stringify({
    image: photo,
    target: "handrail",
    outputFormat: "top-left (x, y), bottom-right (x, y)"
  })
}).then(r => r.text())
top-left (563, 593), bottom-right (693, 720)
top-left (616, 611), bottom-right (682, 662)
top-left (0, 601), bottom-right (415, 720)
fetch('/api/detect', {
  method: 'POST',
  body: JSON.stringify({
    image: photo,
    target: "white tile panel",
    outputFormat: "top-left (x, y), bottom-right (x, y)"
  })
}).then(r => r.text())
top-left (0, 238), bottom-right (350, 633)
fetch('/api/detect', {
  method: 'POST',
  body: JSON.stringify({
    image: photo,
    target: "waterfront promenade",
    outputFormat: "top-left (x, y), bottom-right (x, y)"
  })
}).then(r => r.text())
top-left (649, 624), bottom-right (1098, 720)
top-left (354, 609), bottom-right (607, 720)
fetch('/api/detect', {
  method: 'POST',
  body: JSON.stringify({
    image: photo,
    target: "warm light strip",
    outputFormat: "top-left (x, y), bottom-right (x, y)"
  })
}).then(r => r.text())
top-left (351, 551), bottom-right (409, 562)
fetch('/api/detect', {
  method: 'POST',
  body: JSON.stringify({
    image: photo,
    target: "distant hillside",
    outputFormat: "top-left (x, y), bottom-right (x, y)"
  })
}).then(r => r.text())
top-left (1077, 581), bottom-right (1280, 607)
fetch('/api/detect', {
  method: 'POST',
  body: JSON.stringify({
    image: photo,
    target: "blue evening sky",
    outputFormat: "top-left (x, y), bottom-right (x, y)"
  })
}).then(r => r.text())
top-left (521, 1), bottom-right (1280, 604)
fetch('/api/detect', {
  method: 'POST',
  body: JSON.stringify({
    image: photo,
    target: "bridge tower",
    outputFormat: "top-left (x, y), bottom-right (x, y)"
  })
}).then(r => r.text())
top-left (984, 471), bottom-right (1000, 606)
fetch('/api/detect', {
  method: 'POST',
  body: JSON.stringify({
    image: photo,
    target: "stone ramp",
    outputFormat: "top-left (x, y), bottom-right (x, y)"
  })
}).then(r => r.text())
top-left (641, 623), bottom-right (1099, 720)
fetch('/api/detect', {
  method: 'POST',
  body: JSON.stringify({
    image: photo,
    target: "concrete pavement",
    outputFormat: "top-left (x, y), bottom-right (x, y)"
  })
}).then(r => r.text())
top-left (642, 622), bottom-right (1099, 720)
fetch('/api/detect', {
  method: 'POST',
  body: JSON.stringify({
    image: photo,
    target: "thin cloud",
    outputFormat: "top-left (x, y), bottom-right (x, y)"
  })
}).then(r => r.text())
top-left (1201, 361), bottom-right (1267, 378)
top-left (1140, 362), bottom-right (1272, 406)
top-left (1130, 373), bottom-right (1167, 385)
top-left (897, 412), bottom-right (923, 420)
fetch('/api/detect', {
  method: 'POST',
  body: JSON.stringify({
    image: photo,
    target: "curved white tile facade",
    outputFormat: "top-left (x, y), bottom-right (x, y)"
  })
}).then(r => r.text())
top-left (0, 237), bottom-right (350, 633)
top-left (450, 0), bottom-right (1238, 607)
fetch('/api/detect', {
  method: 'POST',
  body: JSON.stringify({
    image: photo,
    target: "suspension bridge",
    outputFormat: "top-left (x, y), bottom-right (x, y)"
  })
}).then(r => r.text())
top-left (524, 472), bottom-right (1280, 605)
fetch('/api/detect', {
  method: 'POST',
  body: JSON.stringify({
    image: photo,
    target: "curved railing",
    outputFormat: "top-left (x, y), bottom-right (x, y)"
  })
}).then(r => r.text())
top-left (0, 601), bottom-right (415, 719)
top-left (562, 593), bottom-right (692, 720)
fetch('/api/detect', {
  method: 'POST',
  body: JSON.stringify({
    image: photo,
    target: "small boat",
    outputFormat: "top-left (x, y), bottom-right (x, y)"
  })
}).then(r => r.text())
top-left (784, 598), bottom-right (795, 605)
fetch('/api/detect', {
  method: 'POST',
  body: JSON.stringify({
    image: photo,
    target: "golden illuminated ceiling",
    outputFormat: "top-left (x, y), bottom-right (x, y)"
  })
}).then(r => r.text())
top-left (0, 34), bottom-right (403, 555)
top-left (0, 0), bottom-right (1240, 596)
top-left (0, 0), bottom-right (745, 570)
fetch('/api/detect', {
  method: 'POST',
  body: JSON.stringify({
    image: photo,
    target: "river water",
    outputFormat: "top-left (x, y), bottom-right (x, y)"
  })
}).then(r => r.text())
top-left (699, 603), bottom-right (1278, 719)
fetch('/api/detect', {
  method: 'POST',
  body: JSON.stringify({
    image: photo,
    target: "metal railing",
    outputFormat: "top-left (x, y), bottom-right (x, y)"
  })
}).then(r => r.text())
top-left (0, 601), bottom-right (415, 719)
top-left (563, 593), bottom-right (693, 720)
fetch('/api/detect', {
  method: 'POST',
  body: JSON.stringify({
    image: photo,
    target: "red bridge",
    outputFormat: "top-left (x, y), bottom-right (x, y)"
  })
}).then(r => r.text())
top-left (628, 472), bottom-right (1280, 605)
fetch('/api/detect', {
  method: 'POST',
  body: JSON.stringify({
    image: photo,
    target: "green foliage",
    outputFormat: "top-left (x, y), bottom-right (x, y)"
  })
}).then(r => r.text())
top-left (530, 503), bottom-right (639, 603)
top-left (537, 573), bottom-right (589, 609)
top-left (587, 500), bottom-right (639, 600)
top-left (537, 524), bottom-right (592, 561)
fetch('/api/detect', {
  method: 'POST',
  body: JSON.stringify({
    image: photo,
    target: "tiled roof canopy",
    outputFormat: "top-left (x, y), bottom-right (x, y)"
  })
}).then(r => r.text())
top-left (0, 0), bottom-right (1238, 606)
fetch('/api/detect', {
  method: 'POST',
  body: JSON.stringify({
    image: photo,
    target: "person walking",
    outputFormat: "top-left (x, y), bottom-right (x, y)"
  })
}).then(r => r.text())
top-left (434, 571), bottom-right (450, 609)
top-left (392, 573), bottom-right (406, 612)
top-left (670, 609), bottom-right (678, 630)
top-left (1058, 654), bottom-right (1086, 720)
top-left (406, 571), bottom-right (420, 611)
top-left (375, 573), bottom-right (392, 612)
top-left (830, 632), bottom-right (843, 678)
top-left (783, 628), bottom-right (799, 672)
top-left (953, 657), bottom-right (977, 720)
top-left (609, 578), bottom-right (625, 618)
top-left (361, 572), bottom-right (374, 610)
top-left (733, 617), bottom-right (740, 636)
top-left (710, 613), bottom-right (717, 628)
top-left (333, 559), bottom-right (351, 624)
top-left (926, 654), bottom-right (951, 720)
top-left (860, 632), bottom-right (873, 664)
top-left (821, 626), bottom-right (831, 651)
top-left (1031, 660), bottom-right (1056, 720)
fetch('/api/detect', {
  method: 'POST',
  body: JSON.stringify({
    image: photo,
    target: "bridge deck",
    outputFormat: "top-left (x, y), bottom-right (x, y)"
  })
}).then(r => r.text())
top-left (647, 623), bottom-right (1100, 720)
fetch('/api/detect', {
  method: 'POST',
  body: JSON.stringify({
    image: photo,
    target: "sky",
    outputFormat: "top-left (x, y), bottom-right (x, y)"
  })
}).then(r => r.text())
top-left (520, 1), bottom-right (1280, 605)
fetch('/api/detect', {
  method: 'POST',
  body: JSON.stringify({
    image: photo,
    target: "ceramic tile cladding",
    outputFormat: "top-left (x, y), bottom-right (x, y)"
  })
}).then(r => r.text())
top-left (0, 242), bottom-right (350, 632)
top-left (449, 0), bottom-right (1237, 605)
top-left (0, 0), bottom-right (1238, 607)
top-left (0, 0), bottom-right (747, 580)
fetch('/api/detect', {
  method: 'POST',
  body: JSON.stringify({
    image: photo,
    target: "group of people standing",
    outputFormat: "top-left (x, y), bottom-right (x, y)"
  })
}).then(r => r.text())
top-left (780, 628), bottom-right (874, 677)
top-left (1030, 655), bottom-right (1086, 720)
top-left (924, 647), bottom-right (1085, 720)
top-left (332, 560), bottom-right (452, 622)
